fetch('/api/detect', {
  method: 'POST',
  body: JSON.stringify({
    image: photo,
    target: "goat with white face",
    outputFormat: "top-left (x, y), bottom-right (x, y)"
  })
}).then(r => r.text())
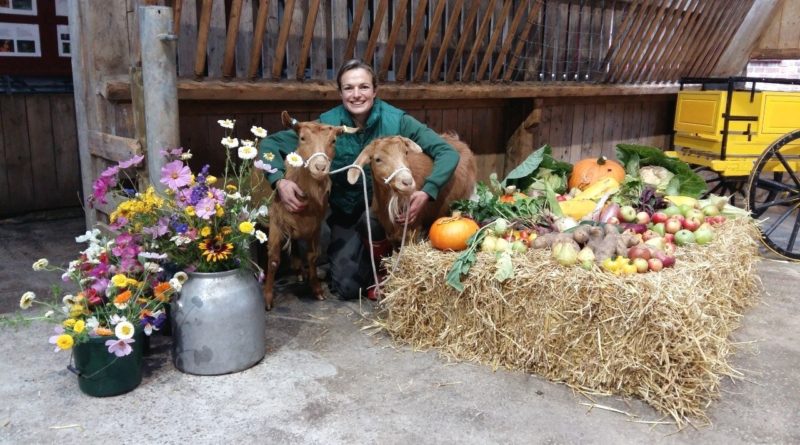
top-left (262, 111), bottom-right (357, 310)
top-left (347, 133), bottom-right (477, 244)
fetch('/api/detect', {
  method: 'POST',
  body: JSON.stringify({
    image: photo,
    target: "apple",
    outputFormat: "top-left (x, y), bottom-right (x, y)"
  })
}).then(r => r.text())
top-left (633, 257), bottom-right (649, 273)
top-left (682, 216), bottom-right (703, 232)
top-left (635, 211), bottom-right (651, 224)
top-left (651, 222), bottom-right (666, 236)
top-left (685, 209), bottom-right (705, 222)
top-left (647, 258), bottom-right (664, 272)
top-left (653, 250), bottom-right (675, 268)
top-left (678, 203), bottom-right (695, 217)
top-left (674, 229), bottom-right (696, 246)
top-left (694, 225), bottom-right (715, 245)
top-left (663, 206), bottom-right (682, 217)
top-left (628, 245), bottom-right (652, 260)
top-left (663, 242), bottom-right (676, 256)
top-left (712, 215), bottom-right (727, 225)
top-left (651, 212), bottom-right (669, 224)
top-left (665, 218), bottom-right (682, 234)
top-left (606, 216), bottom-right (620, 225)
top-left (702, 205), bottom-right (721, 217)
top-left (664, 233), bottom-right (675, 244)
top-left (645, 237), bottom-right (666, 252)
top-left (641, 229), bottom-right (659, 241)
top-left (619, 205), bottom-right (638, 223)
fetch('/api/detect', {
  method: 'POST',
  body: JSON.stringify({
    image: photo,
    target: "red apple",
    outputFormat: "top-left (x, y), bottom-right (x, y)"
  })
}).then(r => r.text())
top-left (663, 242), bottom-right (676, 256)
top-left (633, 257), bottom-right (649, 273)
top-left (665, 218), bottom-right (682, 234)
top-left (664, 233), bottom-right (675, 244)
top-left (635, 211), bottom-right (651, 224)
top-left (619, 205), bottom-right (638, 223)
top-left (653, 250), bottom-right (675, 268)
top-left (682, 216), bottom-right (703, 232)
top-left (647, 258), bottom-right (664, 272)
top-left (641, 230), bottom-right (659, 241)
top-left (628, 245), bottom-right (652, 260)
top-left (651, 212), bottom-right (669, 224)
top-left (685, 209), bottom-right (705, 222)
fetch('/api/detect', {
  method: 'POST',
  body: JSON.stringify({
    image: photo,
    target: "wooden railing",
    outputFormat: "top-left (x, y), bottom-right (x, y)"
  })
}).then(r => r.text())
top-left (168, 0), bottom-right (754, 85)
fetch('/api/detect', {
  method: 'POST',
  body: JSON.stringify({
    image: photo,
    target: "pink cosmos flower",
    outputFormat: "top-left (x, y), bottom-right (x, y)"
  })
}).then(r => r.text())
top-left (105, 338), bottom-right (136, 357)
top-left (118, 154), bottom-right (145, 169)
top-left (160, 160), bottom-right (192, 190)
top-left (195, 197), bottom-right (218, 219)
top-left (254, 160), bottom-right (278, 174)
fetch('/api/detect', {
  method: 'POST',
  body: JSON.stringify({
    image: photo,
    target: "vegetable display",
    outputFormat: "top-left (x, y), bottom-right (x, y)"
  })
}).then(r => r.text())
top-left (568, 156), bottom-right (625, 190)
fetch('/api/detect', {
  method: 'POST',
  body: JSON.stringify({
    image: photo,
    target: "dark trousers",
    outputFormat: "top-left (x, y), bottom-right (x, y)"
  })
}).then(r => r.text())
top-left (326, 208), bottom-right (386, 300)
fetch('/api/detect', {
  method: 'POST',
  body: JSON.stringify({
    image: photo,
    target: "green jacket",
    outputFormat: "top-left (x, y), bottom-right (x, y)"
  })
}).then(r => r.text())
top-left (258, 99), bottom-right (460, 215)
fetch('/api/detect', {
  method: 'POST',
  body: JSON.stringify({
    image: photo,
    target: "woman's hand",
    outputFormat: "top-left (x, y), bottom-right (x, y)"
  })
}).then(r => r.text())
top-left (395, 191), bottom-right (430, 225)
top-left (276, 179), bottom-right (307, 213)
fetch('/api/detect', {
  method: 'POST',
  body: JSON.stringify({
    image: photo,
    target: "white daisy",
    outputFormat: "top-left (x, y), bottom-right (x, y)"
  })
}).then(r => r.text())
top-left (255, 230), bottom-right (267, 244)
top-left (221, 136), bottom-right (239, 149)
top-left (263, 152), bottom-right (275, 161)
top-left (75, 229), bottom-right (101, 244)
top-left (86, 316), bottom-right (99, 329)
top-left (109, 314), bottom-right (127, 326)
top-left (32, 258), bottom-right (49, 271)
top-left (180, 151), bottom-right (193, 160)
top-left (19, 291), bottom-right (35, 309)
top-left (62, 294), bottom-right (76, 306)
top-left (251, 126), bottom-right (267, 138)
top-left (169, 277), bottom-right (183, 292)
top-left (44, 310), bottom-right (54, 319)
top-left (217, 119), bottom-right (235, 129)
top-left (286, 152), bottom-right (304, 168)
top-left (174, 271), bottom-right (189, 284)
top-left (238, 145), bottom-right (258, 160)
top-left (115, 321), bottom-right (135, 340)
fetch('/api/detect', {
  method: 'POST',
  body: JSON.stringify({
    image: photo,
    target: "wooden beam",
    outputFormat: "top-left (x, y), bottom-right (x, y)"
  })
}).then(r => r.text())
top-left (430, 0), bottom-right (465, 82)
top-left (751, 47), bottom-right (800, 59)
top-left (412, 0), bottom-right (448, 82)
top-left (222, 0), bottom-right (244, 79)
top-left (396, 0), bottom-right (429, 82)
top-left (343, 0), bottom-right (369, 60)
top-left (463, 0), bottom-right (499, 81)
top-left (88, 131), bottom-right (142, 162)
top-left (490, 0), bottom-right (530, 81)
top-left (271, 0), bottom-right (296, 80)
top-left (102, 77), bottom-right (679, 101)
top-left (715, 0), bottom-right (785, 75)
top-left (378, 0), bottom-right (409, 81)
top-left (194, 0), bottom-right (213, 79)
top-left (476, 0), bottom-right (513, 81)
top-left (247, 0), bottom-right (270, 80)
top-left (363, 0), bottom-right (389, 63)
top-left (503, 0), bottom-right (543, 82)
top-left (296, 0), bottom-right (321, 80)
top-left (445, 0), bottom-right (482, 82)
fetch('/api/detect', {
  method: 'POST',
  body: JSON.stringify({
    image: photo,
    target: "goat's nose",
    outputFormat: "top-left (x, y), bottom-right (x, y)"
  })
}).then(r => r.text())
top-left (401, 177), bottom-right (413, 187)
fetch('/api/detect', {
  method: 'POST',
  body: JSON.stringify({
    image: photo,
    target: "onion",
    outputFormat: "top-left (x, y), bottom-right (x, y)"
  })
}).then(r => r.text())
top-left (600, 203), bottom-right (620, 223)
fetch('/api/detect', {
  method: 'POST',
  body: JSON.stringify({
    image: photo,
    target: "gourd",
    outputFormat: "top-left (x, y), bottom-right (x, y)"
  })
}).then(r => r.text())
top-left (429, 213), bottom-right (480, 251)
top-left (568, 156), bottom-right (625, 191)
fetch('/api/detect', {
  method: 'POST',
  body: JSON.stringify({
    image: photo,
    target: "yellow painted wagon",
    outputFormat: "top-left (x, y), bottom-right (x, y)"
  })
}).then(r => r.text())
top-left (667, 77), bottom-right (800, 260)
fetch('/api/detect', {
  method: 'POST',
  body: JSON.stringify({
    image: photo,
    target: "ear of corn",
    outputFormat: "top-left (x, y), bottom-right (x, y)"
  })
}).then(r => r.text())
top-left (573, 177), bottom-right (620, 201)
top-left (664, 195), bottom-right (698, 208)
top-left (558, 199), bottom-right (597, 220)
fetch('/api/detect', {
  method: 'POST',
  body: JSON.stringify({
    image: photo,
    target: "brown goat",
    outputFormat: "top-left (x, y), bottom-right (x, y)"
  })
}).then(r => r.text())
top-left (263, 111), bottom-right (356, 310)
top-left (346, 134), bottom-right (477, 244)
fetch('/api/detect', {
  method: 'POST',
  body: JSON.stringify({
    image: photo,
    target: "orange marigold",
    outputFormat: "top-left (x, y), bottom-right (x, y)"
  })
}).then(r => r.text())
top-left (154, 282), bottom-right (171, 302)
top-left (114, 290), bottom-right (132, 305)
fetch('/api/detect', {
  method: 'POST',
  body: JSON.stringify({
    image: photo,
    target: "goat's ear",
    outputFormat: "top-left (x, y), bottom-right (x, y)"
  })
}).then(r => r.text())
top-left (281, 111), bottom-right (298, 131)
top-left (347, 147), bottom-right (372, 184)
top-left (401, 137), bottom-right (423, 153)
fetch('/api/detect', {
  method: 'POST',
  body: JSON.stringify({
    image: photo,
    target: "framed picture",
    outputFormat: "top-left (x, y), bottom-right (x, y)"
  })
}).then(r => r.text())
top-left (0, 22), bottom-right (40, 57)
top-left (0, 0), bottom-right (38, 16)
top-left (57, 24), bottom-right (69, 56)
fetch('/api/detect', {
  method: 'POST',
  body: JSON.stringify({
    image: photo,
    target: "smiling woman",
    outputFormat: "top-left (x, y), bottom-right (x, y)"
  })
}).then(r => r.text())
top-left (258, 59), bottom-right (462, 302)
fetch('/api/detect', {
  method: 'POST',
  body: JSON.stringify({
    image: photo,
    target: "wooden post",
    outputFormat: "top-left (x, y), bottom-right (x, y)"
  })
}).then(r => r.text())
top-left (713, 0), bottom-right (783, 76)
top-left (140, 6), bottom-right (179, 193)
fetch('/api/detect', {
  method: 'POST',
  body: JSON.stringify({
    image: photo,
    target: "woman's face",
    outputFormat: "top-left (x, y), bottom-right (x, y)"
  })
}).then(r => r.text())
top-left (339, 68), bottom-right (376, 125)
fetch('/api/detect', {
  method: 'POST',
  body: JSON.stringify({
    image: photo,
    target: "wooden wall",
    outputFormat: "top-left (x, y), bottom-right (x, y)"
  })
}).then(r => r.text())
top-left (0, 94), bottom-right (81, 217)
top-left (752, 0), bottom-right (800, 59)
top-left (177, 95), bottom-right (674, 185)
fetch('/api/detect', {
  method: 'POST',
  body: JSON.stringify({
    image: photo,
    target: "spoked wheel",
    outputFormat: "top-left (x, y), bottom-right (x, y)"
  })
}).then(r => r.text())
top-left (746, 129), bottom-right (800, 260)
top-left (693, 166), bottom-right (747, 205)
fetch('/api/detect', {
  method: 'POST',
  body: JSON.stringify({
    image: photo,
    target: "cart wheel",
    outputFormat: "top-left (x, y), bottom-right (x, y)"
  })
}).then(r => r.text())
top-left (693, 166), bottom-right (747, 204)
top-left (746, 129), bottom-right (800, 260)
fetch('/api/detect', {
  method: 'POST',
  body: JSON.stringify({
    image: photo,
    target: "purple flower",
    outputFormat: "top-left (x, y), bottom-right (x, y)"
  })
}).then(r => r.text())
top-left (91, 175), bottom-right (117, 206)
top-left (195, 197), bottom-right (218, 219)
top-left (118, 154), bottom-right (145, 169)
top-left (105, 338), bottom-right (136, 357)
top-left (142, 218), bottom-right (169, 238)
top-left (254, 160), bottom-right (278, 174)
top-left (160, 160), bottom-right (192, 191)
top-left (189, 185), bottom-right (208, 206)
top-left (100, 165), bottom-right (120, 178)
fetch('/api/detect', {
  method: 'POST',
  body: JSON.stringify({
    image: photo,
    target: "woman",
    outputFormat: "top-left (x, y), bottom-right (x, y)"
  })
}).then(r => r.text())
top-left (259, 59), bottom-right (460, 300)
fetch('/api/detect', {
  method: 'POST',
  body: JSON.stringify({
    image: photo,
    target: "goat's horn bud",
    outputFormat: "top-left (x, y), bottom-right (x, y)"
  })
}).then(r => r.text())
top-left (290, 118), bottom-right (299, 129)
top-left (341, 125), bottom-right (359, 134)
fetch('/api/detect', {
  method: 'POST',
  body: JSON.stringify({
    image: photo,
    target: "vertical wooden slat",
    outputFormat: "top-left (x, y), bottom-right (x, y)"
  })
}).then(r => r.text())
top-left (462, 0), bottom-right (498, 81)
top-left (614, 0), bottom-right (671, 83)
top-left (598, 0), bottom-right (640, 82)
top-left (604, 0), bottom-right (654, 83)
top-left (310, 0), bottom-right (328, 79)
top-left (445, 0), bottom-right (482, 82)
top-left (247, 0), bottom-right (270, 80)
top-left (378, 0), bottom-right (410, 81)
top-left (285, 0), bottom-right (305, 79)
top-left (564, 0), bottom-right (579, 80)
top-left (505, 0), bottom-right (542, 81)
top-left (193, 0), bottom-right (213, 78)
top-left (235, 0), bottom-right (255, 78)
top-left (412, 0), bottom-right (448, 82)
top-left (172, 0), bottom-right (183, 35)
top-left (650, 0), bottom-right (704, 81)
top-left (25, 96), bottom-right (59, 209)
top-left (206, 0), bottom-right (226, 78)
top-left (0, 96), bottom-right (34, 214)
top-left (633, 0), bottom-right (691, 83)
top-left (697, 0), bottom-right (754, 77)
top-left (430, 0), bottom-right (464, 82)
top-left (332, 0), bottom-right (349, 73)
top-left (51, 95), bottom-right (81, 206)
top-left (476, 0), bottom-right (513, 81)
top-left (490, 0), bottom-right (531, 81)
top-left (296, 0), bottom-right (321, 80)
top-left (271, 0), bottom-right (297, 80)
top-left (396, 0), bottom-right (429, 82)
top-left (222, 0), bottom-right (244, 79)
top-left (363, 0), bottom-right (389, 63)
top-left (343, 0), bottom-right (369, 59)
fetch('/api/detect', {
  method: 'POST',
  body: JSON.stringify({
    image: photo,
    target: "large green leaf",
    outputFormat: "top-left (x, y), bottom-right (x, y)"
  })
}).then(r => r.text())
top-left (616, 144), bottom-right (707, 198)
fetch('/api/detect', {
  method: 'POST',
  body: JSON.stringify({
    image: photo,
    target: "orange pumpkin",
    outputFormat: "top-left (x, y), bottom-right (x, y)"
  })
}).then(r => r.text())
top-left (429, 213), bottom-right (480, 251)
top-left (568, 156), bottom-right (625, 190)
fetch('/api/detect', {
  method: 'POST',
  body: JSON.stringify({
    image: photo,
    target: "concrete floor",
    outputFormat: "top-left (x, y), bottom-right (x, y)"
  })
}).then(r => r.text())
top-left (1, 214), bottom-right (798, 444)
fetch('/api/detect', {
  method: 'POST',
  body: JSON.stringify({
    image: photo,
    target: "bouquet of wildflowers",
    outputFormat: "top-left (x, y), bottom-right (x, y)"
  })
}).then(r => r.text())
top-left (16, 229), bottom-right (178, 357)
top-left (92, 119), bottom-right (276, 273)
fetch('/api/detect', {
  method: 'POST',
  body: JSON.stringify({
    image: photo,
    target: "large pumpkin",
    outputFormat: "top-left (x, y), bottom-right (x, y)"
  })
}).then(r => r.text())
top-left (429, 213), bottom-right (479, 251)
top-left (568, 156), bottom-right (625, 190)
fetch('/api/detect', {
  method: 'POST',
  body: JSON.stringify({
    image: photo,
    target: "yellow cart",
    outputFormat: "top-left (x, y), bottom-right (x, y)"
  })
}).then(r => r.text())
top-left (668, 77), bottom-right (800, 260)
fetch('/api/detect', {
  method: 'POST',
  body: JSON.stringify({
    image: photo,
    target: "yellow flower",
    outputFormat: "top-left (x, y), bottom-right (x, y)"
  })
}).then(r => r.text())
top-left (238, 221), bottom-right (255, 235)
top-left (215, 205), bottom-right (224, 217)
top-left (63, 319), bottom-right (76, 329)
top-left (73, 320), bottom-right (86, 334)
top-left (220, 226), bottom-right (232, 236)
top-left (200, 226), bottom-right (212, 237)
top-left (186, 206), bottom-right (196, 216)
top-left (69, 305), bottom-right (85, 318)
top-left (111, 274), bottom-right (129, 288)
top-left (55, 334), bottom-right (74, 350)
top-left (263, 152), bottom-right (275, 161)
top-left (206, 175), bottom-right (217, 185)
top-left (225, 184), bottom-right (238, 192)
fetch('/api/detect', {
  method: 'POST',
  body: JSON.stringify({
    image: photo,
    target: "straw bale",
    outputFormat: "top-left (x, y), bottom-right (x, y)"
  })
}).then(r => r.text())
top-left (378, 218), bottom-right (762, 425)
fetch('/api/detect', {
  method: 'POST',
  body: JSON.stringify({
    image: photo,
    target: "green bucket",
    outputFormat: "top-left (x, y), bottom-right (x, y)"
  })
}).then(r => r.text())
top-left (71, 329), bottom-right (144, 397)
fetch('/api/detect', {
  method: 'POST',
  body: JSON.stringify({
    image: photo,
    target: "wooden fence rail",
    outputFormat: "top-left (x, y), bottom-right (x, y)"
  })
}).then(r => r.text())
top-left (167, 0), bottom-right (753, 85)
